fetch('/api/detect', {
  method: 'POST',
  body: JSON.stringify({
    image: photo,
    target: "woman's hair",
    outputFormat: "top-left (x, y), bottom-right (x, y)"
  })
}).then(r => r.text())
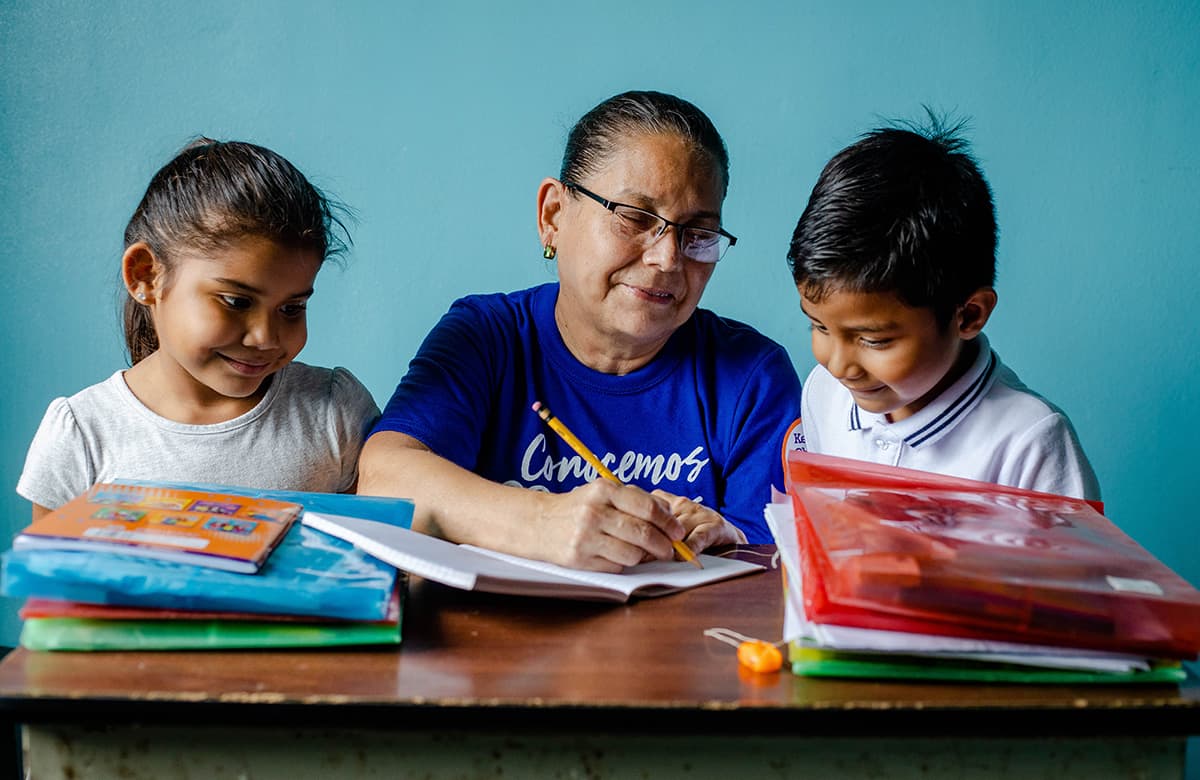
top-left (122, 138), bottom-right (351, 364)
top-left (560, 90), bottom-right (730, 194)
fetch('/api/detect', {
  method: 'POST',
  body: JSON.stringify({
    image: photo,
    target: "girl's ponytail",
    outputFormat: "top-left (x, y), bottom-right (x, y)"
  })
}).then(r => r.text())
top-left (123, 296), bottom-right (158, 365)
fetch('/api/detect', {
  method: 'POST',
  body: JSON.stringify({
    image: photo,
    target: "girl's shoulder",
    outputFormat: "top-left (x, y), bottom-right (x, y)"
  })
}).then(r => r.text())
top-left (274, 362), bottom-right (378, 414)
top-left (53, 370), bottom-right (138, 419)
top-left (277, 362), bottom-right (368, 393)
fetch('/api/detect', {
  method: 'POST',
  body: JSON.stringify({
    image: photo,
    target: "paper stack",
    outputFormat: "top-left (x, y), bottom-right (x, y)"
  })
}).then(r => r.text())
top-left (766, 452), bottom-right (1200, 683)
top-left (2, 483), bottom-right (412, 651)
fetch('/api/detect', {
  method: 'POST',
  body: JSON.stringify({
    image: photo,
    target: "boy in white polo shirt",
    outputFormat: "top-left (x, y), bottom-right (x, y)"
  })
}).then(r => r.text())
top-left (785, 116), bottom-right (1100, 501)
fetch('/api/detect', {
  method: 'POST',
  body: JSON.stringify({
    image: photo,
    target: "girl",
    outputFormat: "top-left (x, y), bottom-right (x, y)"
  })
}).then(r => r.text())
top-left (18, 139), bottom-right (379, 520)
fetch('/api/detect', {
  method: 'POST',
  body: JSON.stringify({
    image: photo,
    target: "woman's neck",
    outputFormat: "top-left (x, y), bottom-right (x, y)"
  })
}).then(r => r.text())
top-left (553, 303), bottom-right (667, 375)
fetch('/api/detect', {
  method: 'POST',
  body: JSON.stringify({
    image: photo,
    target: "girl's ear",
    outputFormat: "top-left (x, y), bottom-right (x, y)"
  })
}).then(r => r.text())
top-left (122, 242), bottom-right (162, 303)
top-left (958, 287), bottom-right (998, 339)
top-left (536, 177), bottom-right (567, 250)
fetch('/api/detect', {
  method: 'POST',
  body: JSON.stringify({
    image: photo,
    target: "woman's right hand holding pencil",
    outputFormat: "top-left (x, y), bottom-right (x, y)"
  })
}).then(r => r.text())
top-left (533, 480), bottom-right (686, 572)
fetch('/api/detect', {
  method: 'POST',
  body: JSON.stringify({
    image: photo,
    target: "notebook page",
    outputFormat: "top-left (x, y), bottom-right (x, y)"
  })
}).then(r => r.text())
top-left (461, 545), bottom-right (764, 597)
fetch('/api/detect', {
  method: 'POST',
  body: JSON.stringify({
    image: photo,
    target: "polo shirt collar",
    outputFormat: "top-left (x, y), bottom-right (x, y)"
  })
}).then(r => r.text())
top-left (846, 334), bottom-right (998, 450)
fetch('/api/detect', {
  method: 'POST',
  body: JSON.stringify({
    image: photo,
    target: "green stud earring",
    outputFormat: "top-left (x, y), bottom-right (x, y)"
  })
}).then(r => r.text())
top-left (542, 244), bottom-right (557, 260)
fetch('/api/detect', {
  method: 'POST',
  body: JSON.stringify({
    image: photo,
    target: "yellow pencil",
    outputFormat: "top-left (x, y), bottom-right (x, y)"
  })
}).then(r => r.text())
top-left (532, 401), bottom-right (703, 569)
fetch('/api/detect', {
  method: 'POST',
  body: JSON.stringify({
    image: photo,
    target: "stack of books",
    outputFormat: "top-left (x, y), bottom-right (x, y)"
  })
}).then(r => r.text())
top-left (765, 452), bottom-right (1200, 683)
top-left (2, 482), bottom-right (412, 651)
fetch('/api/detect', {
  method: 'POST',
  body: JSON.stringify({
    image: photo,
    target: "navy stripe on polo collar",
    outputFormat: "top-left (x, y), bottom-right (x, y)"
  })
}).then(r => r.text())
top-left (844, 334), bottom-right (999, 450)
top-left (907, 350), bottom-right (996, 448)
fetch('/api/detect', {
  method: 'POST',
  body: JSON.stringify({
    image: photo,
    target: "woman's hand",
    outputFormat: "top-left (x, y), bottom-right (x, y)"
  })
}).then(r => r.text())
top-left (359, 432), bottom-right (690, 573)
top-left (535, 480), bottom-right (685, 572)
top-left (652, 490), bottom-right (746, 555)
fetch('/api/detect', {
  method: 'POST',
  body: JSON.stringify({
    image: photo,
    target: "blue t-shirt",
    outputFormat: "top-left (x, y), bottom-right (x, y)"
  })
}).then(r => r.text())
top-left (373, 283), bottom-right (802, 542)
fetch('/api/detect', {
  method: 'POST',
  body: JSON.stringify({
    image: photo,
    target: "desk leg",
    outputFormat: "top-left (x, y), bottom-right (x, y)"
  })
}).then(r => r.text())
top-left (23, 725), bottom-right (1185, 779)
top-left (0, 722), bottom-right (19, 780)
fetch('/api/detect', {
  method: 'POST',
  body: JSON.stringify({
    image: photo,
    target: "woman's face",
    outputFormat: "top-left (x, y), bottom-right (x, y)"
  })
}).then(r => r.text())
top-left (546, 133), bottom-right (726, 374)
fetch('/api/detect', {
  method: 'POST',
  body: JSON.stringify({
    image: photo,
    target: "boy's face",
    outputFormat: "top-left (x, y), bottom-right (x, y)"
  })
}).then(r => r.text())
top-left (800, 286), bottom-right (971, 423)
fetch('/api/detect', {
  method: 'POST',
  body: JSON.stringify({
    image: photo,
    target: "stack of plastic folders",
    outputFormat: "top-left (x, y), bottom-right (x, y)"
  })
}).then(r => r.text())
top-left (1, 483), bottom-right (411, 652)
top-left (765, 452), bottom-right (1200, 683)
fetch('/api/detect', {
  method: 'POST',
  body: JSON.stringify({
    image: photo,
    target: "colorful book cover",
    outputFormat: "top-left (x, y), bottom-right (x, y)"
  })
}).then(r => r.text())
top-left (2, 485), bottom-right (410, 621)
top-left (14, 484), bottom-right (301, 574)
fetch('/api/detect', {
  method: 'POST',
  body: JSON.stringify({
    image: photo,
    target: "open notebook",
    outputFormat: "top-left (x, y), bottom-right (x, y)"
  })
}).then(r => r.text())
top-left (303, 512), bottom-right (764, 602)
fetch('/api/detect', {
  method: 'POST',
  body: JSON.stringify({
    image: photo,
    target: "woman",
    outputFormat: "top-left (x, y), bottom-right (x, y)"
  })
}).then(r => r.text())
top-left (358, 90), bottom-right (802, 571)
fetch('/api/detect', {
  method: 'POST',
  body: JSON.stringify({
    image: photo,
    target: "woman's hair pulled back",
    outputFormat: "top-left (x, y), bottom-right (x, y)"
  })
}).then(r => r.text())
top-left (559, 90), bottom-right (729, 193)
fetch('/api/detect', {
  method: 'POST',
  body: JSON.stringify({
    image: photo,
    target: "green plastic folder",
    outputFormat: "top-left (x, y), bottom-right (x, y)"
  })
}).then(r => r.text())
top-left (20, 616), bottom-right (401, 651)
top-left (789, 646), bottom-right (1187, 684)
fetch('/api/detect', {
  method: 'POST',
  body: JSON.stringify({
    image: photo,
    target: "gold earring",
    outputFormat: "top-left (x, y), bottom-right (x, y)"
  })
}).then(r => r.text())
top-left (543, 244), bottom-right (557, 260)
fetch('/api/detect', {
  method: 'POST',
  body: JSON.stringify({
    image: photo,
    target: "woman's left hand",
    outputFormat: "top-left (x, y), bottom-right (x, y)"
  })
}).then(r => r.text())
top-left (651, 489), bottom-right (746, 556)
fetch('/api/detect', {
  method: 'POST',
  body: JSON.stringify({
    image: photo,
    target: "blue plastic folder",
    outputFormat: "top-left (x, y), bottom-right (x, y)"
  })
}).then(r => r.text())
top-left (2, 483), bottom-right (414, 621)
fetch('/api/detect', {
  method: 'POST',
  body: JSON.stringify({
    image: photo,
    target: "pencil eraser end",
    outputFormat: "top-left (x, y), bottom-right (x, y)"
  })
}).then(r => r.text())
top-left (531, 401), bottom-right (542, 412)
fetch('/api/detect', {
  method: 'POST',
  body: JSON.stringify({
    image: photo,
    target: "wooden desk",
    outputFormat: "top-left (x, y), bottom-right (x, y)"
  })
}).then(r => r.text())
top-left (0, 550), bottom-right (1196, 779)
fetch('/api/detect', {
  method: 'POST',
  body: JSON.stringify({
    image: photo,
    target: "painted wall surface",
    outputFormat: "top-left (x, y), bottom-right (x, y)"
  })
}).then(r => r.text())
top-left (2, 0), bottom-right (1197, 665)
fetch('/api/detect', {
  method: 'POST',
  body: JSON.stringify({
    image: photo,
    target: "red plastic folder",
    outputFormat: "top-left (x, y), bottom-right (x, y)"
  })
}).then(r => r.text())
top-left (785, 452), bottom-right (1200, 659)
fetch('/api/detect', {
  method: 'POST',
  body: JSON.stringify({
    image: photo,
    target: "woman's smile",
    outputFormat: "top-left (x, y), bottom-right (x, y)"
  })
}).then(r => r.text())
top-left (621, 281), bottom-right (677, 304)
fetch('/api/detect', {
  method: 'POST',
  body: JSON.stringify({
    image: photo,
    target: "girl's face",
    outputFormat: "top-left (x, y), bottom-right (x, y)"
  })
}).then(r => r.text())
top-left (545, 133), bottom-right (725, 374)
top-left (139, 235), bottom-right (321, 422)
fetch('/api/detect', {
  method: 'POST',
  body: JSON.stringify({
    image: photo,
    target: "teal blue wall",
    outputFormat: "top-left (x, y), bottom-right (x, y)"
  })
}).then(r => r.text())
top-left (2, 0), bottom-right (1198, 657)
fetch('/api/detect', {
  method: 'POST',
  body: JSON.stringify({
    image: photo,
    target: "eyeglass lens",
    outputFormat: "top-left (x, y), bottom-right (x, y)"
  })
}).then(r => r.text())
top-left (611, 205), bottom-right (728, 263)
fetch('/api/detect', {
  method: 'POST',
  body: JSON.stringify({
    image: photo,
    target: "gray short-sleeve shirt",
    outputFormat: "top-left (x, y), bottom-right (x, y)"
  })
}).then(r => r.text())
top-left (17, 362), bottom-right (380, 509)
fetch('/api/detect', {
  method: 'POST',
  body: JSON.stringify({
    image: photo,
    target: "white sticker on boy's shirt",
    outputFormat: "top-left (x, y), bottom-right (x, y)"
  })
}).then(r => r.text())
top-left (1105, 575), bottom-right (1164, 596)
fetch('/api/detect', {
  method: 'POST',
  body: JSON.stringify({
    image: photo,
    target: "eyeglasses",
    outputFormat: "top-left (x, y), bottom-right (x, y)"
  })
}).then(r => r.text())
top-left (565, 182), bottom-right (737, 264)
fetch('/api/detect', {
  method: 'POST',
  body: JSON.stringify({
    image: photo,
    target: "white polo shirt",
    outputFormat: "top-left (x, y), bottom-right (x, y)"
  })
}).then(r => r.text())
top-left (796, 334), bottom-right (1101, 501)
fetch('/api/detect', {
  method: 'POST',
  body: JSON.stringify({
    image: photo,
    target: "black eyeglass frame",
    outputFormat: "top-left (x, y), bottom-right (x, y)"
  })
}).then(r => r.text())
top-left (564, 182), bottom-right (737, 263)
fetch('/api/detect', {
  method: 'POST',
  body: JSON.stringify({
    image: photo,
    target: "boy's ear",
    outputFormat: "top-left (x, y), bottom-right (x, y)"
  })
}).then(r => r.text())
top-left (957, 287), bottom-right (998, 339)
top-left (121, 242), bottom-right (163, 303)
top-left (536, 177), bottom-right (567, 250)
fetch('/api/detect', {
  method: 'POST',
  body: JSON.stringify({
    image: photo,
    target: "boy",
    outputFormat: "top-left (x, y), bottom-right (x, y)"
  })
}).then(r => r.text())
top-left (785, 116), bottom-right (1100, 501)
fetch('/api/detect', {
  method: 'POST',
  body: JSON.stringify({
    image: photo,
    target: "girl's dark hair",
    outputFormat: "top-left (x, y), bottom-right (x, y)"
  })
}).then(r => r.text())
top-left (560, 90), bottom-right (730, 193)
top-left (787, 112), bottom-right (997, 327)
top-left (122, 138), bottom-right (351, 363)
